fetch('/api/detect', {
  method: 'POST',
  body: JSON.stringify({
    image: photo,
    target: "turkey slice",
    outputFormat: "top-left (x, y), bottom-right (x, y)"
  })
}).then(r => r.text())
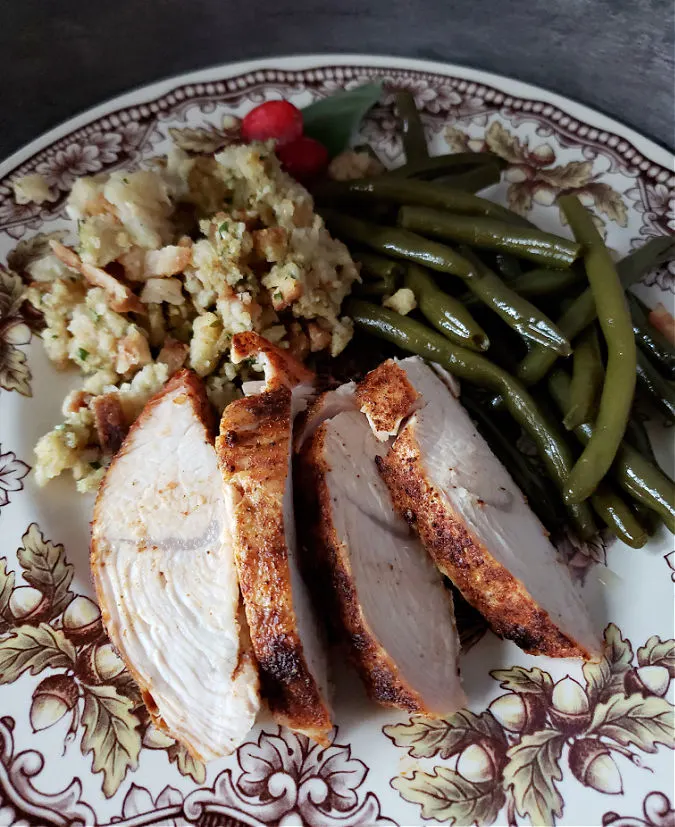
top-left (91, 370), bottom-right (260, 761)
top-left (217, 332), bottom-right (332, 742)
top-left (370, 357), bottom-right (602, 661)
top-left (296, 384), bottom-right (466, 715)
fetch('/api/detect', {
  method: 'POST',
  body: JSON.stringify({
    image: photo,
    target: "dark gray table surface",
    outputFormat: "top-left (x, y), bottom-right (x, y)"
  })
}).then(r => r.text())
top-left (2, 0), bottom-right (674, 161)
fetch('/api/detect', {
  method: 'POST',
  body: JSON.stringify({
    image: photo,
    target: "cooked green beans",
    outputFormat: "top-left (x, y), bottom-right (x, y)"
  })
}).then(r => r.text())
top-left (436, 164), bottom-right (502, 194)
top-left (322, 210), bottom-right (474, 277)
top-left (346, 299), bottom-right (596, 538)
top-left (563, 327), bottom-right (604, 430)
top-left (516, 237), bottom-right (675, 385)
top-left (624, 417), bottom-right (657, 464)
top-left (399, 206), bottom-right (581, 268)
top-left (589, 482), bottom-right (648, 548)
top-left (316, 176), bottom-right (523, 224)
top-left (509, 267), bottom-right (585, 298)
top-left (404, 264), bottom-right (490, 351)
top-left (459, 247), bottom-right (571, 355)
top-left (461, 394), bottom-right (563, 531)
top-left (494, 253), bottom-right (523, 281)
top-left (627, 291), bottom-right (675, 379)
top-left (353, 273), bottom-right (398, 296)
top-left (354, 250), bottom-right (404, 281)
top-left (386, 152), bottom-right (504, 180)
top-left (548, 369), bottom-right (675, 534)
top-left (559, 195), bottom-right (637, 505)
top-left (396, 91), bottom-right (428, 163)
top-left (636, 349), bottom-right (675, 422)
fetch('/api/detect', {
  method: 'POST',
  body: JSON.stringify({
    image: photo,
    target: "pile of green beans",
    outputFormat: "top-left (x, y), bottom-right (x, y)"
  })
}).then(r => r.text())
top-left (325, 95), bottom-right (675, 548)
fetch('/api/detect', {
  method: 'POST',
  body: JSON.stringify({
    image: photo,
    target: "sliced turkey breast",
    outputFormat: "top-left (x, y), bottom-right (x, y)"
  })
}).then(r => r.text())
top-left (296, 385), bottom-right (466, 715)
top-left (370, 357), bottom-right (602, 661)
top-left (216, 332), bottom-right (332, 742)
top-left (91, 370), bottom-right (260, 761)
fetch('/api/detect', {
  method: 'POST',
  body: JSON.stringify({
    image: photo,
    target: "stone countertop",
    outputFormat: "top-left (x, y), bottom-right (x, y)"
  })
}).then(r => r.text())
top-left (1, 0), bottom-right (673, 159)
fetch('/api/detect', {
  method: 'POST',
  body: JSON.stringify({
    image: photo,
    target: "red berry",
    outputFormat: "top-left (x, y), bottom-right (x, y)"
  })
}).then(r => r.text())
top-left (241, 100), bottom-right (303, 146)
top-left (276, 136), bottom-right (329, 182)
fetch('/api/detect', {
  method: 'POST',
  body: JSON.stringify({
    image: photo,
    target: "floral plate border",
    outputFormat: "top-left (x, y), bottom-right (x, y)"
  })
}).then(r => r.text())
top-left (0, 55), bottom-right (673, 827)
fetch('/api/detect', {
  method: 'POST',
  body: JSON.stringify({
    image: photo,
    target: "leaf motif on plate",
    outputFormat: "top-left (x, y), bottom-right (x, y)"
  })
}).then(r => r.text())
top-left (0, 559), bottom-right (15, 619)
top-left (17, 523), bottom-right (75, 617)
top-left (537, 160), bottom-right (593, 190)
top-left (167, 740), bottom-right (207, 784)
top-left (0, 623), bottom-right (76, 683)
top-left (484, 121), bottom-right (528, 165)
top-left (503, 729), bottom-right (566, 827)
top-left (491, 666), bottom-right (553, 698)
top-left (0, 343), bottom-right (31, 397)
top-left (637, 636), bottom-right (675, 677)
top-left (0, 267), bottom-right (25, 318)
top-left (578, 182), bottom-right (628, 227)
top-left (80, 683), bottom-right (142, 797)
top-left (444, 126), bottom-right (473, 154)
top-left (168, 115), bottom-right (241, 154)
top-left (392, 767), bottom-right (505, 826)
top-left (587, 693), bottom-right (675, 754)
top-left (583, 623), bottom-right (634, 704)
top-left (383, 708), bottom-right (505, 760)
top-left (6, 231), bottom-right (66, 276)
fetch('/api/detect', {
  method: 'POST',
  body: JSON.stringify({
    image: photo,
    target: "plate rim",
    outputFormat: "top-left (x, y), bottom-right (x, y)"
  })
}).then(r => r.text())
top-left (1, 52), bottom-right (673, 178)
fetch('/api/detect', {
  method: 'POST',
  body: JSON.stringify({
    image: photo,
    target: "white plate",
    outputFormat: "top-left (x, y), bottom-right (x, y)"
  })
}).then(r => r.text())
top-left (0, 55), bottom-right (673, 827)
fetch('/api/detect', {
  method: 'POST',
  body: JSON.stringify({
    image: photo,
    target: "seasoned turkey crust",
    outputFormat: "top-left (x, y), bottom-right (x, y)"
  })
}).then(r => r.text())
top-left (217, 333), bottom-right (332, 742)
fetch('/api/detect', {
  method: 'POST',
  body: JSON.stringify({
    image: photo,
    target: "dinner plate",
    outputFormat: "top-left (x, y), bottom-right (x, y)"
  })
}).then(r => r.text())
top-left (0, 55), bottom-right (673, 827)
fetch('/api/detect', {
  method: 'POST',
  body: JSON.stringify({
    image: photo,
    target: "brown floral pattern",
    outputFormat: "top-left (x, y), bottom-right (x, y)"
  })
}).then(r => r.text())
top-left (0, 446), bottom-right (29, 511)
top-left (0, 524), bottom-right (206, 799)
top-left (0, 268), bottom-right (31, 396)
top-left (603, 792), bottom-right (675, 827)
top-left (385, 623), bottom-right (675, 827)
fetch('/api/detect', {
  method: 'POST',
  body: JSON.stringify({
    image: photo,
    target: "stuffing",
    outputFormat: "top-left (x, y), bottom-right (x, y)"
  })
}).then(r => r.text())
top-left (18, 140), bottom-right (359, 491)
top-left (383, 287), bottom-right (417, 316)
top-left (328, 149), bottom-right (384, 181)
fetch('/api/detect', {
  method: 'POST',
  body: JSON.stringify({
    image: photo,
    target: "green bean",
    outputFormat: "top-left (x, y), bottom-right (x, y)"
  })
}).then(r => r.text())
top-left (558, 195), bottom-right (637, 505)
top-left (624, 417), bottom-right (657, 464)
top-left (588, 482), bottom-right (648, 548)
top-left (460, 266), bottom-right (582, 308)
top-left (516, 237), bottom-right (675, 385)
top-left (399, 206), bottom-right (581, 268)
top-left (353, 250), bottom-right (404, 281)
top-left (630, 502), bottom-right (662, 537)
top-left (353, 273), bottom-right (398, 297)
top-left (509, 267), bottom-right (585, 298)
top-left (459, 247), bottom-right (571, 355)
top-left (396, 91), bottom-right (428, 163)
top-left (322, 210), bottom-right (474, 277)
top-left (316, 176), bottom-right (523, 224)
top-left (495, 253), bottom-right (523, 281)
top-left (636, 349), bottom-right (675, 422)
top-left (345, 298), bottom-right (597, 538)
top-left (627, 291), bottom-right (675, 379)
top-left (461, 394), bottom-right (564, 531)
top-left (404, 264), bottom-right (490, 351)
top-left (548, 369), bottom-right (675, 534)
top-left (563, 327), bottom-right (604, 430)
top-left (386, 152), bottom-right (505, 180)
top-left (435, 163), bottom-right (502, 194)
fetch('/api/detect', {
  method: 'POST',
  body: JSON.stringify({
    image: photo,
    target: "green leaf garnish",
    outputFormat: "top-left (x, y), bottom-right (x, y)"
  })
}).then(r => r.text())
top-left (77, 348), bottom-right (89, 361)
top-left (302, 82), bottom-right (382, 158)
